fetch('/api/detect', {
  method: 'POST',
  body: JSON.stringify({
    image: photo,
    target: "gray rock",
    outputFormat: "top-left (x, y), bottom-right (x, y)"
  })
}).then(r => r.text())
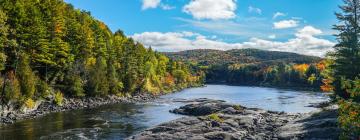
top-left (128, 98), bottom-right (340, 140)
top-left (170, 99), bottom-right (234, 116)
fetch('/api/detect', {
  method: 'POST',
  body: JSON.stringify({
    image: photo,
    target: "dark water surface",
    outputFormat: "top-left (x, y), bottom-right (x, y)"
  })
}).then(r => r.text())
top-left (0, 85), bottom-right (329, 140)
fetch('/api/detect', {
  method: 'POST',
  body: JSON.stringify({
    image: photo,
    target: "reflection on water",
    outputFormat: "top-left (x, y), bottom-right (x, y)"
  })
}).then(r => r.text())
top-left (0, 85), bottom-right (329, 140)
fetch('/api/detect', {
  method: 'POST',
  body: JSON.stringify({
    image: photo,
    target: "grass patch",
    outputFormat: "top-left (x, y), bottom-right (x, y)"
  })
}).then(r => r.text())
top-left (24, 98), bottom-right (35, 109)
top-left (208, 113), bottom-right (224, 122)
top-left (54, 91), bottom-right (64, 106)
top-left (233, 105), bottom-right (242, 110)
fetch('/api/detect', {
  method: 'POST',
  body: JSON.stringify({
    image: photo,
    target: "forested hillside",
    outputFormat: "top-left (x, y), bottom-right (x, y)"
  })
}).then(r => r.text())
top-left (166, 49), bottom-right (321, 66)
top-left (0, 0), bottom-right (203, 109)
top-left (166, 49), bottom-right (325, 89)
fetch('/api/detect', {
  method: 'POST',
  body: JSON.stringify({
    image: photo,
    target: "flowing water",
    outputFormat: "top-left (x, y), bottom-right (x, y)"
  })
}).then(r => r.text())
top-left (0, 85), bottom-right (329, 140)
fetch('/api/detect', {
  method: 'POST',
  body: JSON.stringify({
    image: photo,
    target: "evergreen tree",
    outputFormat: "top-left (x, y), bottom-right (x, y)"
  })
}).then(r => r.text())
top-left (326, 0), bottom-right (360, 138)
top-left (87, 56), bottom-right (109, 96)
top-left (332, 0), bottom-right (360, 99)
top-left (64, 61), bottom-right (85, 97)
top-left (16, 53), bottom-right (36, 98)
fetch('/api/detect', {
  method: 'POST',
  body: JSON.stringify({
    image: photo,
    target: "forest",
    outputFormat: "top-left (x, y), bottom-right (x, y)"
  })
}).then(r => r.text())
top-left (166, 49), bottom-right (326, 90)
top-left (0, 0), bottom-right (203, 110)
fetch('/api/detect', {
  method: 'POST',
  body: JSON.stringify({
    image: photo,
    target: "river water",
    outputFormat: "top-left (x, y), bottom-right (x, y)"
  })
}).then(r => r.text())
top-left (0, 85), bottom-right (329, 140)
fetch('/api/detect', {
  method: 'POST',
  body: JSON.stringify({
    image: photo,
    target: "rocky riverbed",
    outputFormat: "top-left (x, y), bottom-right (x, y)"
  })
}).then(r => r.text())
top-left (128, 98), bottom-right (340, 140)
top-left (0, 93), bottom-right (158, 125)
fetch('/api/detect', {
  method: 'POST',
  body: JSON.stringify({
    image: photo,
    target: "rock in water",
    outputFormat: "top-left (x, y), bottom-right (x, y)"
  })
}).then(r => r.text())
top-left (127, 98), bottom-right (340, 140)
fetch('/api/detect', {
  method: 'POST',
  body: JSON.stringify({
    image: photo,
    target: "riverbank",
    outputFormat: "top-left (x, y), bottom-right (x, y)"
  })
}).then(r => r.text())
top-left (128, 98), bottom-right (339, 140)
top-left (0, 83), bottom-right (205, 125)
top-left (0, 82), bottom-right (205, 126)
top-left (0, 93), bottom-right (158, 125)
top-left (206, 82), bottom-right (322, 92)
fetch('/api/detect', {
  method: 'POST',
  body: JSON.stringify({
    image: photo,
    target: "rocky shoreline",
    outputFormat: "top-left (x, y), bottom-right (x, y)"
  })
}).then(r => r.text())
top-left (0, 93), bottom-right (160, 125)
top-left (128, 98), bottom-right (340, 140)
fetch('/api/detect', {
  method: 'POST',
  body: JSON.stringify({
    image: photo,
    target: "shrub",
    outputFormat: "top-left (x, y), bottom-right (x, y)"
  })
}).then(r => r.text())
top-left (24, 98), bottom-right (35, 109)
top-left (4, 71), bottom-right (21, 102)
top-left (36, 80), bottom-right (50, 99)
top-left (70, 76), bottom-right (85, 97)
top-left (208, 113), bottom-right (223, 122)
top-left (233, 105), bottom-right (242, 110)
top-left (54, 91), bottom-right (64, 106)
top-left (338, 100), bottom-right (360, 139)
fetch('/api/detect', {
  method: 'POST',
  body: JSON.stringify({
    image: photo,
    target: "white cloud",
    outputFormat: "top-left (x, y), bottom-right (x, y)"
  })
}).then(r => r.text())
top-left (160, 4), bottom-right (175, 10)
top-left (141, 0), bottom-right (174, 10)
top-left (132, 31), bottom-right (216, 51)
top-left (296, 25), bottom-right (322, 36)
top-left (273, 20), bottom-right (299, 29)
top-left (131, 26), bottom-right (335, 56)
top-left (183, 0), bottom-right (237, 20)
top-left (142, 0), bottom-right (161, 10)
top-left (273, 12), bottom-right (286, 19)
top-left (248, 6), bottom-right (262, 15)
top-left (268, 34), bottom-right (276, 39)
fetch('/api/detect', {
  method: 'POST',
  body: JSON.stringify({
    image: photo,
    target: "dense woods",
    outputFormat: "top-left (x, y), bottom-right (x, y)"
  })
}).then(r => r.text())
top-left (0, 0), bottom-right (203, 110)
top-left (166, 49), bottom-right (325, 89)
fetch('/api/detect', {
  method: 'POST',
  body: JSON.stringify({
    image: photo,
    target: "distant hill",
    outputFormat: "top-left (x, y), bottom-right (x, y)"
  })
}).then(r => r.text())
top-left (165, 49), bottom-right (322, 66)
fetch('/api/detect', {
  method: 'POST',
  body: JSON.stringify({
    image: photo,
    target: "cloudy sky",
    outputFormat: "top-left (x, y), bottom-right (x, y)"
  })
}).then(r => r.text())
top-left (64, 0), bottom-right (342, 57)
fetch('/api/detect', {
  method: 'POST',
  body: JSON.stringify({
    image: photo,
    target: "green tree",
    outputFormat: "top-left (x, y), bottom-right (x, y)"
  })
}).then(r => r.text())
top-left (107, 59), bottom-right (123, 95)
top-left (328, 0), bottom-right (360, 138)
top-left (64, 62), bottom-right (85, 97)
top-left (16, 53), bottom-right (36, 98)
top-left (87, 56), bottom-right (109, 96)
top-left (332, 0), bottom-right (360, 99)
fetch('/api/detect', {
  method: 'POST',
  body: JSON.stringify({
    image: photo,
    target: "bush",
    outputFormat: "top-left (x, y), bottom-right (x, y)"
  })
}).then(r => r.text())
top-left (36, 80), bottom-right (50, 99)
top-left (338, 100), bottom-right (360, 139)
top-left (233, 105), bottom-right (242, 110)
top-left (70, 76), bottom-right (85, 97)
top-left (24, 98), bottom-right (35, 109)
top-left (54, 91), bottom-right (64, 106)
top-left (4, 71), bottom-right (21, 102)
top-left (207, 113), bottom-right (223, 122)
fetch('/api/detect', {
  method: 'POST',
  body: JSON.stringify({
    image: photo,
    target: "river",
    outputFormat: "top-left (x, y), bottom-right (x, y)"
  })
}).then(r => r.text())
top-left (0, 85), bottom-right (329, 140)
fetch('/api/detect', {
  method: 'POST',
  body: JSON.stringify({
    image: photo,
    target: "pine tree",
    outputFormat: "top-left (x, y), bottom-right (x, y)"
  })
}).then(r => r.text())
top-left (107, 58), bottom-right (123, 95)
top-left (328, 0), bottom-right (360, 138)
top-left (64, 61), bottom-right (85, 97)
top-left (16, 53), bottom-right (36, 98)
top-left (87, 56), bottom-right (109, 96)
top-left (332, 0), bottom-right (360, 99)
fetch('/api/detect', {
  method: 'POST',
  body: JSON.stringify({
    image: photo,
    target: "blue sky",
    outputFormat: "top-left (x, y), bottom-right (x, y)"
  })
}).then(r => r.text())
top-left (64, 0), bottom-right (343, 56)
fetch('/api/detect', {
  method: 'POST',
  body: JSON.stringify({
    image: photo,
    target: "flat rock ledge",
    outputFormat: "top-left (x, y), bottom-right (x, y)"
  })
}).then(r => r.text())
top-left (127, 98), bottom-right (340, 140)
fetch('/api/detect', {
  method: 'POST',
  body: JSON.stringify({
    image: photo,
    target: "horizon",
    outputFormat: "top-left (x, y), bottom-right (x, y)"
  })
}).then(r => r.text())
top-left (64, 0), bottom-right (342, 57)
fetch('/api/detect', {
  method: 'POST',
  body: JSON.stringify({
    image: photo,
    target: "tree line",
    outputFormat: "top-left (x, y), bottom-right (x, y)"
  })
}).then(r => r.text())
top-left (201, 62), bottom-right (325, 90)
top-left (0, 0), bottom-right (203, 109)
top-left (168, 49), bottom-right (325, 90)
